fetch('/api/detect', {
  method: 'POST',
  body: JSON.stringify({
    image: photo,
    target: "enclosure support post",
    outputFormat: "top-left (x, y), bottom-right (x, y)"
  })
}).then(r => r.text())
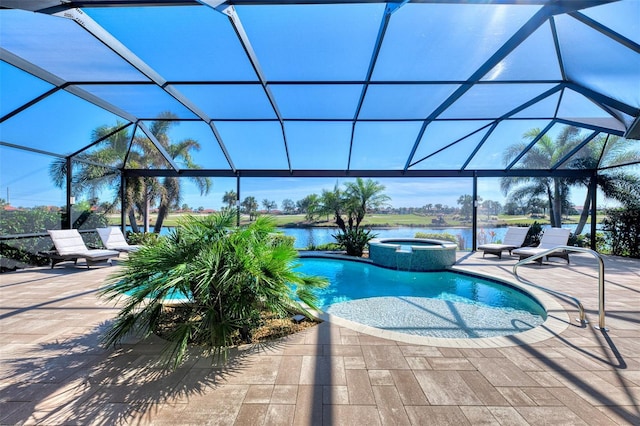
top-left (120, 173), bottom-right (126, 235)
top-left (236, 174), bottom-right (241, 227)
top-left (590, 171), bottom-right (597, 251)
top-left (65, 157), bottom-right (72, 229)
top-left (472, 172), bottom-right (478, 251)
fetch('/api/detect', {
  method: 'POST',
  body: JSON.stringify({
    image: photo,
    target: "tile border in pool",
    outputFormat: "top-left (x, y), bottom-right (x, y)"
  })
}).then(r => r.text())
top-left (300, 252), bottom-right (571, 348)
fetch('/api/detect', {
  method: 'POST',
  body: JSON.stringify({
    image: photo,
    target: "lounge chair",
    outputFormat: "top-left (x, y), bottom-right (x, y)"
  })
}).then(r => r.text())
top-left (96, 227), bottom-right (142, 252)
top-left (47, 229), bottom-right (120, 268)
top-left (512, 227), bottom-right (572, 264)
top-left (477, 226), bottom-right (530, 259)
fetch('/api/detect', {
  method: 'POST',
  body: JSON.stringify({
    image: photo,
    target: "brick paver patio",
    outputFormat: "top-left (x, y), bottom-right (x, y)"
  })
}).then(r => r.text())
top-left (1, 252), bottom-right (638, 425)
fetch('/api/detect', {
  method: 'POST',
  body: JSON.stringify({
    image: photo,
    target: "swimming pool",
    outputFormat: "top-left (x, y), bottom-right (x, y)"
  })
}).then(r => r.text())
top-left (296, 257), bottom-right (547, 339)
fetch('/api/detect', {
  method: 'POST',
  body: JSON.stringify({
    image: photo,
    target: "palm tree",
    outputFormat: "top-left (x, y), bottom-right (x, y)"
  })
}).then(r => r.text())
top-left (50, 113), bottom-right (211, 233)
top-left (222, 190), bottom-right (237, 210)
top-left (100, 211), bottom-right (327, 368)
top-left (144, 116), bottom-right (212, 233)
top-left (323, 178), bottom-right (390, 256)
top-left (49, 122), bottom-right (147, 229)
top-left (501, 126), bottom-right (583, 227)
top-left (297, 194), bottom-right (321, 221)
top-left (342, 177), bottom-right (391, 231)
top-left (242, 196), bottom-right (259, 220)
top-left (567, 135), bottom-right (640, 235)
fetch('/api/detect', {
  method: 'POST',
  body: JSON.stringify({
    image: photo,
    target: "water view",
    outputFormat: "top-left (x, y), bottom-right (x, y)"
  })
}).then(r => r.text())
top-left (146, 225), bottom-right (584, 250)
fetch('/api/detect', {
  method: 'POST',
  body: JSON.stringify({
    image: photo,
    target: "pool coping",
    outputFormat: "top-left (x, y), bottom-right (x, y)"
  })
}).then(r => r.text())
top-left (300, 252), bottom-right (571, 348)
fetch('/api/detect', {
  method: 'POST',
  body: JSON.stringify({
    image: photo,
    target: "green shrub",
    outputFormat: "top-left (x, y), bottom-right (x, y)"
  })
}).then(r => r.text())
top-left (601, 208), bottom-right (640, 258)
top-left (126, 231), bottom-right (161, 246)
top-left (306, 242), bottom-right (341, 251)
top-left (414, 232), bottom-right (458, 244)
top-left (268, 233), bottom-right (296, 248)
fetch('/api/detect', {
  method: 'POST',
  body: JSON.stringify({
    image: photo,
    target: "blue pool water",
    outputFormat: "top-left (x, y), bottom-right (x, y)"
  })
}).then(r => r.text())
top-left (296, 257), bottom-right (546, 339)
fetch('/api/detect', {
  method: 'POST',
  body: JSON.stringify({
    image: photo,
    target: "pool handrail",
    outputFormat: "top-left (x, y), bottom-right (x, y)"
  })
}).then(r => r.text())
top-left (512, 245), bottom-right (607, 331)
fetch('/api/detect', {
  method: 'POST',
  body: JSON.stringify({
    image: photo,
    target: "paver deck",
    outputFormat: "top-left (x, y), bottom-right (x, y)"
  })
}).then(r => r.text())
top-left (1, 252), bottom-right (638, 425)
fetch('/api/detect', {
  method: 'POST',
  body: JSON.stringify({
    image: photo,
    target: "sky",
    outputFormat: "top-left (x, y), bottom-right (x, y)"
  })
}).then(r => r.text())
top-left (0, 4), bottom-right (636, 211)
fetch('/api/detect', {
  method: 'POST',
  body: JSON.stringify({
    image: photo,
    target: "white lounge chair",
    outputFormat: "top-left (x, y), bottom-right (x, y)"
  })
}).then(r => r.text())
top-left (512, 227), bottom-right (572, 264)
top-left (96, 227), bottom-right (142, 252)
top-left (477, 226), bottom-right (530, 259)
top-left (47, 229), bottom-right (120, 268)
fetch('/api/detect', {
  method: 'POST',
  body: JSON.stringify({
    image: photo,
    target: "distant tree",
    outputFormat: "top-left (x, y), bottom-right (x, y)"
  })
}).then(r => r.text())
top-left (503, 201), bottom-right (524, 216)
top-left (434, 203), bottom-right (443, 213)
top-left (181, 203), bottom-right (190, 212)
top-left (262, 199), bottom-right (277, 213)
top-left (424, 203), bottom-right (433, 213)
top-left (481, 200), bottom-right (501, 220)
top-left (222, 191), bottom-right (237, 210)
top-left (526, 197), bottom-right (547, 216)
top-left (242, 196), bottom-right (259, 221)
top-left (281, 199), bottom-right (296, 214)
top-left (457, 195), bottom-right (480, 220)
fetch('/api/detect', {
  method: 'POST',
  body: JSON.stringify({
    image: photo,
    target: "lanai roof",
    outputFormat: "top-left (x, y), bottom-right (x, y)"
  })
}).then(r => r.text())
top-left (1, 0), bottom-right (639, 178)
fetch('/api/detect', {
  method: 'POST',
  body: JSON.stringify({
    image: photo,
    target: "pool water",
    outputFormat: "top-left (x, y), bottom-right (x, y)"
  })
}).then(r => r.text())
top-left (296, 257), bottom-right (546, 339)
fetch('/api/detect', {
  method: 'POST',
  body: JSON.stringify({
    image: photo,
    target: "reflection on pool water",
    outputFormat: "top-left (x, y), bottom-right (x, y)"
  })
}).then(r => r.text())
top-left (296, 257), bottom-right (546, 339)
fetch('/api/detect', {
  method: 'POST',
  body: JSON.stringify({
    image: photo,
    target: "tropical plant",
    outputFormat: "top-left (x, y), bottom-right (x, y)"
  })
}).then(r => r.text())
top-left (100, 211), bottom-right (328, 368)
top-left (49, 113), bottom-right (212, 234)
top-left (145, 117), bottom-right (212, 232)
top-left (523, 221), bottom-right (543, 247)
top-left (322, 178), bottom-right (390, 256)
top-left (565, 135), bottom-right (640, 235)
top-left (333, 228), bottom-right (375, 257)
top-left (501, 126), bottom-right (583, 227)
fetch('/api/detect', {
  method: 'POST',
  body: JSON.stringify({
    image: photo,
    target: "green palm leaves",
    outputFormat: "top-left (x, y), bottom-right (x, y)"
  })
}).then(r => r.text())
top-left (100, 211), bottom-right (327, 368)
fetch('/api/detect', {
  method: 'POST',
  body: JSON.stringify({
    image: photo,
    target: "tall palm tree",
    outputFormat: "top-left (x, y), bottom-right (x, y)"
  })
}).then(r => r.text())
top-left (322, 178), bottom-right (390, 256)
top-left (501, 126), bottom-right (582, 227)
top-left (567, 134), bottom-right (640, 235)
top-left (343, 177), bottom-right (391, 231)
top-left (51, 113), bottom-right (211, 233)
top-left (222, 190), bottom-right (237, 210)
top-left (142, 115), bottom-right (211, 233)
top-left (49, 122), bottom-right (147, 228)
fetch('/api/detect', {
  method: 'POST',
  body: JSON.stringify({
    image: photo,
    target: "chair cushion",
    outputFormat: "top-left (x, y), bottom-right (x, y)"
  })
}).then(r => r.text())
top-left (96, 227), bottom-right (128, 249)
top-left (48, 229), bottom-right (90, 255)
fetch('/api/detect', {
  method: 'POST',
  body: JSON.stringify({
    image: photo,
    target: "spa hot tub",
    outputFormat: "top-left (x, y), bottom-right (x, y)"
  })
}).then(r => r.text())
top-left (368, 238), bottom-right (457, 271)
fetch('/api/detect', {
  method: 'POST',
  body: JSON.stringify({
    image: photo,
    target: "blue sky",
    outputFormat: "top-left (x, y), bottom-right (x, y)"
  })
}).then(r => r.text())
top-left (1, 4), bottom-right (634, 211)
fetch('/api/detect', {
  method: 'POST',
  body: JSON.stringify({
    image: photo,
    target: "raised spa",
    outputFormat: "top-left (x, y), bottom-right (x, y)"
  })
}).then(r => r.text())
top-left (368, 237), bottom-right (457, 271)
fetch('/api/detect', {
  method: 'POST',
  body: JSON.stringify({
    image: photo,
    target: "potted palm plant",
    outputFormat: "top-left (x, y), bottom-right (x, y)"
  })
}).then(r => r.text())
top-left (100, 210), bottom-right (327, 368)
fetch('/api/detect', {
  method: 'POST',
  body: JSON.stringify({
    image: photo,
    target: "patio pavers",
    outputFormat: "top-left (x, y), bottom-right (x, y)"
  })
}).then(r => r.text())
top-left (0, 252), bottom-right (638, 425)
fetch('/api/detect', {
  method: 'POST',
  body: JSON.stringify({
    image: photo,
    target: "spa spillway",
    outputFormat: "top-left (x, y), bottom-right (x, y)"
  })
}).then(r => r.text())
top-left (368, 238), bottom-right (457, 271)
